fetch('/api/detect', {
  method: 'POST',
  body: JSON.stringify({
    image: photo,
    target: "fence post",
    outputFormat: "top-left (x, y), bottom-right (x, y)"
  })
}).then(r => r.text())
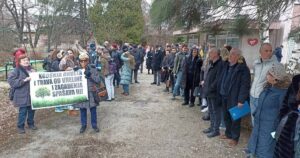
top-left (5, 63), bottom-right (9, 80)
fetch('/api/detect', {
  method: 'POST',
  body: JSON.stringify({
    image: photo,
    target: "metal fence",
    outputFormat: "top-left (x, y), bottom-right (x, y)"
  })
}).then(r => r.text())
top-left (0, 60), bottom-right (44, 81)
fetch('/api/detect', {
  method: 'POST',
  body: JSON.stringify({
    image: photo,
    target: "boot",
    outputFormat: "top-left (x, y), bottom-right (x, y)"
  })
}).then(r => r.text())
top-left (93, 127), bottom-right (100, 133)
top-left (80, 125), bottom-right (87, 133)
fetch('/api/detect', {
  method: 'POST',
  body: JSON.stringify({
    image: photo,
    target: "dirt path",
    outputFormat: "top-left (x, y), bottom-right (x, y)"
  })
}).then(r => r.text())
top-left (0, 72), bottom-right (250, 158)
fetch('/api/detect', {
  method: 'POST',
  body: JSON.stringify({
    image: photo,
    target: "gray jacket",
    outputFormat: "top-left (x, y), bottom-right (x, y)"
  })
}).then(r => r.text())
top-left (73, 66), bottom-right (101, 109)
top-left (162, 53), bottom-right (176, 69)
top-left (7, 67), bottom-right (33, 107)
top-left (250, 55), bottom-right (278, 98)
top-left (173, 52), bottom-right (186, 74)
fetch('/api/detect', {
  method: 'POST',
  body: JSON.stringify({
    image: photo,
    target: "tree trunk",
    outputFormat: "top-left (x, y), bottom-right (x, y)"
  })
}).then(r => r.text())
top-left (79, 0), bottom-right (87, 47)
top-left (257, 0), bottom-right (270, 43)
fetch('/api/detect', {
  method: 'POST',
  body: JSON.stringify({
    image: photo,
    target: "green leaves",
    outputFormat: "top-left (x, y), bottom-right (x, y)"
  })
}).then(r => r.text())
top-left (150, 0), bottom-right (211, 29)
top-left (88, 0), bottom-right (144, 44)
top-left (230, 15), bottom-right (254, 37)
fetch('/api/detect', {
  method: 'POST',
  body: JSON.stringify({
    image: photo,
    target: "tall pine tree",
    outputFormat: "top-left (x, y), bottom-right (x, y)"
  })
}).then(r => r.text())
top-left (89, 0), bottom-right (144, 44)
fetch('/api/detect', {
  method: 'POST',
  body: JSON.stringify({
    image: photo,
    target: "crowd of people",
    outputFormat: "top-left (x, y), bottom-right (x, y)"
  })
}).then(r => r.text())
top-left (145, 43), bottom-right (300, 157)
top-left (8, 41), bottom-right (145, 134)
top-left (7, 41), bottom-right (300, 157)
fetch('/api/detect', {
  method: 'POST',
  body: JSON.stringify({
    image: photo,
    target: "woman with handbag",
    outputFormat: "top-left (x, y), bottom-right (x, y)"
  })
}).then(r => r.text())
top-left (8, 55), bottom-right (37, 134)
top-left (73, 53), bottom-right (101, 133)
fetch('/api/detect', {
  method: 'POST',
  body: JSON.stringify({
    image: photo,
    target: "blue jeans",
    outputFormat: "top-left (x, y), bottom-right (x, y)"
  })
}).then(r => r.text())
top-left (250, 96), bottom-right (259, 126)
top-left (122, 84), bottom-right (129, 94)
top-left (173, 71), bottom-right (183, 97)
top-left (80, 107), bottom-right (97, 128)
top-left (18, 106), bottom-right (35, 129)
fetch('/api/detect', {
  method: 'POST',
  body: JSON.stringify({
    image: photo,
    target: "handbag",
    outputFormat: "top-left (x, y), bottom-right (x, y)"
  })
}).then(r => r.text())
top-left (98, 82), bottom-right (107, 97)
top-left (193, 86), bottom-right (201, 97)
top-left (92, 85), bottom-right (101, 104)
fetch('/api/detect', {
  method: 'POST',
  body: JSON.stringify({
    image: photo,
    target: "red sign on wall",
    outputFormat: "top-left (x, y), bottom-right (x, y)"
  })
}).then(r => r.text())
top-left (248, 38), bottom-right (258, 46)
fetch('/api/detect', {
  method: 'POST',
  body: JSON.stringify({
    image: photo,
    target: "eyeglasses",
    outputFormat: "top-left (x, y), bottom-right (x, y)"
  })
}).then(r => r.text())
top-left (80, 60), bottom-right (88, 63)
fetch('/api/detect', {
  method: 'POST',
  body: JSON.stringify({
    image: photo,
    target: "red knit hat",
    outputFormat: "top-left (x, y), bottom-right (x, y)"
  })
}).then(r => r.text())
top-left (13, 48), bottom-right (26, 67)
top-left (112, 44), bottom-right (118, 49)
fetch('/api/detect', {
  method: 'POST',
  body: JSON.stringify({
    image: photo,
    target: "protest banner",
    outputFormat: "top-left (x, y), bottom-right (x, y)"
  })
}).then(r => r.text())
top-left (29, 70), bottom-right (88, 109)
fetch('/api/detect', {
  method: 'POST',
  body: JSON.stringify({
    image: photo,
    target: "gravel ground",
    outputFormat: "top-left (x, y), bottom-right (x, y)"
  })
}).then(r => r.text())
top-left (0, 72), bottom-right (250, 158)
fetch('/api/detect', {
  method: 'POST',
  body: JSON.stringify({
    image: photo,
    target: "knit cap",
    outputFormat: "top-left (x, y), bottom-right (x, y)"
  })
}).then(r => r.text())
top-left (268, 64), bottom-right (287, 81)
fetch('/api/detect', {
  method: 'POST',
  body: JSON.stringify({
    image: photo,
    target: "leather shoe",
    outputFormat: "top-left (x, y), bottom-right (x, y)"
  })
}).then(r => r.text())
top-left (207, 132), bottom-right (220, 138)
top-left (29, 125), bottom-right (38, 130)
top-left (202, 115), bottom-right (210, 121)
top-left (219, 134), bottom-right (230, 140)
top-left (80, 126), bottom-right (86, 133)
top-left (227, 139), bottom-right (238, 147)
top-left (189, 103), bottom-right (195, 107)
top-left (202, 128), bottom-right (212, 134)
top-left (182, 102), bottom-right (189, 106)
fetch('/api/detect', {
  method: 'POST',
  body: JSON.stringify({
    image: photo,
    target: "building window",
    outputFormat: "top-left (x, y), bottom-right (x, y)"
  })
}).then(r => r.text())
top-left (208, 32), bottom-right (240, 48)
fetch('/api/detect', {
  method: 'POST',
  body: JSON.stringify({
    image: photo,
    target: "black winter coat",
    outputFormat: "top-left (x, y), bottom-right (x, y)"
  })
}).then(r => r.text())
top-left (146, 51), bottom-right (154, 69)
top-left (152, 50), bottom-right (164, 71)
top-left (131, 48), bottom-right (143, 70)
top-left (184, 55), bottom-right (203, 89)
top-left (218, 60), bottom-right (251, 109)
top-left (203, 58), bottom-right (223, 98)
top-left (279, 74), bottom-right (300, 119)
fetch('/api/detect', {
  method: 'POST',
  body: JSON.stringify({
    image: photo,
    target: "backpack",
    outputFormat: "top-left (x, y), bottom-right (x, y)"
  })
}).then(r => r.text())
top-left (108, 59), bottom-right (117, 75)
top-left (8, 69), bottom-right (20, 101)
top-left (50, 59), bottom-right (61, 72)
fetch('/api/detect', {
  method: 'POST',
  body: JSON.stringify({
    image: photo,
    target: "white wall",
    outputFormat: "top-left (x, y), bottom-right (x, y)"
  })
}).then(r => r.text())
top-left (240, 33), bottom-right (260, 69)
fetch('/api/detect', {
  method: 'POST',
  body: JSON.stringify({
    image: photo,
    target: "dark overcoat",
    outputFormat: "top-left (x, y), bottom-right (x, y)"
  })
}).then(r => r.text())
top-left (218, 60), bottom-right (251, 108)
top-left (203, 58), bottom-right (223, 99)
top-left (73, 66), bottom-right (101, 109)
top-left (8, 66), bottom-right (33, 107)
top-left (151, 50), bottom-right (164, 71)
